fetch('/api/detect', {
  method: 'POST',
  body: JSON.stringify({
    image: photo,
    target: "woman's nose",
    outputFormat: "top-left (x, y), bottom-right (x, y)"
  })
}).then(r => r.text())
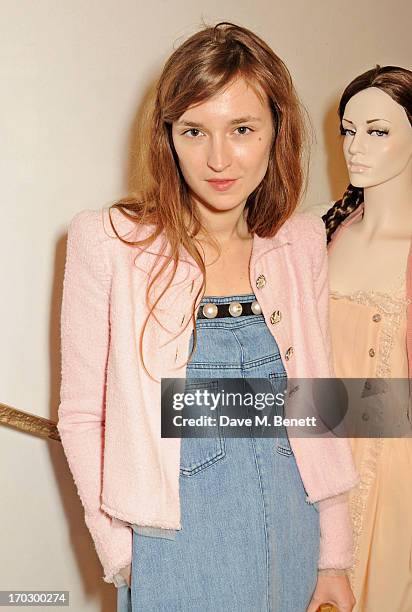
top-left (207, 136), bottom-right (232, 172)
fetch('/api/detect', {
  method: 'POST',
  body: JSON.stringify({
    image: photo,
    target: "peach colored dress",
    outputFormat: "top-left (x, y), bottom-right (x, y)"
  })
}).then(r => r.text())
top-left (329, 278), bottom-right (412, 612)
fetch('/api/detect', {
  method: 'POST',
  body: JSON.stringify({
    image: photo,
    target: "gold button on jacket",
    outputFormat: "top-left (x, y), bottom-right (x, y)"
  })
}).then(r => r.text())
top-left (285, 346), bottom-right (294, 360)
top-left (270, 310), bottom-right (282, 325)
top-left (256, 274), bottom-right (266, 289)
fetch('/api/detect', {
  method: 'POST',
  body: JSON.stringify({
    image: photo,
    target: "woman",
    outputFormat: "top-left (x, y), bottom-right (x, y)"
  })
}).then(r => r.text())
top-left (58, 23), bottom-right (358, 611)
top-left (324, 66), bottom-right (412, 611)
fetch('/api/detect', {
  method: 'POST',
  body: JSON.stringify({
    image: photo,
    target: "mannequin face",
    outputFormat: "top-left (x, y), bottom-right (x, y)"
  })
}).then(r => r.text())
top-left (171, 77), bottom-right (274, 214)
top-left (341, 87), bottom-right (412, 189)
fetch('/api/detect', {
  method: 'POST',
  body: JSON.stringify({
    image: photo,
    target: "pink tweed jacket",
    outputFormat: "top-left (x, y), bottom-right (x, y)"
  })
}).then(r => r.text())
top-left (57, 207), bottom-right (359, 585)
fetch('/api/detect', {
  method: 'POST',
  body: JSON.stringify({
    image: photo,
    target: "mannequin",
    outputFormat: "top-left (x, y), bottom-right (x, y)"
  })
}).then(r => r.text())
top-left (324, 66), bottom-right (412, 612)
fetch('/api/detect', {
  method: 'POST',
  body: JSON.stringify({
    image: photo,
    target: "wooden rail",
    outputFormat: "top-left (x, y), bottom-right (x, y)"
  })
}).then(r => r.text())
top-left (0, 402), bottom-right (60, 441)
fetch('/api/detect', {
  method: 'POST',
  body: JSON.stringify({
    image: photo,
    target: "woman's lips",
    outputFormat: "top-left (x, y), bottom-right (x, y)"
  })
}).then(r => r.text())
top-left (206, 179), bottom-right (237, 191)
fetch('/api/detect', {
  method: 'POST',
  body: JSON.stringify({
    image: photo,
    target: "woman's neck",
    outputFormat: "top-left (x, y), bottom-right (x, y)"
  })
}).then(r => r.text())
top-left (195, 204), bottom-right (251, 247)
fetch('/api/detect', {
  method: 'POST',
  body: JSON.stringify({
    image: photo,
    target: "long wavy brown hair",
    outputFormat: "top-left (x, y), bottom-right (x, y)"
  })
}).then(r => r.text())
top-left (108, 22), bottom-right (309, 376)
top-left (323, 65), bottom-right (412, 243)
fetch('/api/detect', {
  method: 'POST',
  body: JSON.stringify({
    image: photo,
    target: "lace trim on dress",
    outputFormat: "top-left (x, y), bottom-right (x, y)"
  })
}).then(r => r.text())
top-left (347, 438), bottom-right (384, 586)
top-left (329, 286), bottom-right (409, 378)
top-left (329, 284), bottom-right (410, 586)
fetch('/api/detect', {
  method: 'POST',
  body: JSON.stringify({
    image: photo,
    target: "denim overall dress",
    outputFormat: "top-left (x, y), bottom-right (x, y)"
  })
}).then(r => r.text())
top-left (117, 293), bottom-right (319, 612)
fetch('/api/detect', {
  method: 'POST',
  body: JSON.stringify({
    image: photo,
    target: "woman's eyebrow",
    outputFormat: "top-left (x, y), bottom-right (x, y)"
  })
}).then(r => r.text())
top-left (229, 115), bottom-right (263, 124)
top-left (176, 115), bottom-right (263, 128)
top-left (176, 119), bottom-right (205, 128)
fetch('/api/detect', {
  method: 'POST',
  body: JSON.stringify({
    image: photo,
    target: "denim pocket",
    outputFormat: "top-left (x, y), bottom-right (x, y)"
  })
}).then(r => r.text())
top-left (179, 380), bottom-right (226, 476)
top-left (268, 370), bottom-right (287, 379)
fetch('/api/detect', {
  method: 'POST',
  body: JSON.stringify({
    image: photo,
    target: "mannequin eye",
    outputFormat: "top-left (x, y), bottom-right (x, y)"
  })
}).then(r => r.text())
top-left (368, 129), bottom-right (389, 137)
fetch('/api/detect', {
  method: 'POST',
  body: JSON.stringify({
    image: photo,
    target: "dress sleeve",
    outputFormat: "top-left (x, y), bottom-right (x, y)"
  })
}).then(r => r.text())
top-left (312, 217), bottom-right (354, 569)
top-left (57, 210), bottom-right (132, 585)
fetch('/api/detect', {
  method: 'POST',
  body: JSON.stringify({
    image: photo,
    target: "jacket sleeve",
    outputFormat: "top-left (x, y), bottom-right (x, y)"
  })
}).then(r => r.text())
top-left (311, 216), bottom-right (355, 569)
top-left (57, 209), bottom-right (132, 585)
top-left (317, 494), bottom-right (353, 569)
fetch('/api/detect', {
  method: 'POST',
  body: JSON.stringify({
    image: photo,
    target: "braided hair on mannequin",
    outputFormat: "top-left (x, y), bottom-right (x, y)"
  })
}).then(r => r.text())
top-left (322, 183), bottom-right (363, 244)
top-left (323, 64), bottom-right (412, 243)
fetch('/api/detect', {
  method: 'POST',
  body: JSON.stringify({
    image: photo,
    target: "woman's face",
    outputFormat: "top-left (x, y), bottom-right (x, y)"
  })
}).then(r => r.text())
top-left (171, 77), bottom-right (275, 214)
top-left (341, 86), bottom-right (412, 189)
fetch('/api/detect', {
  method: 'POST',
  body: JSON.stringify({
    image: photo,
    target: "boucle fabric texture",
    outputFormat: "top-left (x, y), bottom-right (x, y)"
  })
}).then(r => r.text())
top-left (57, 207), bottom-right (359, 585)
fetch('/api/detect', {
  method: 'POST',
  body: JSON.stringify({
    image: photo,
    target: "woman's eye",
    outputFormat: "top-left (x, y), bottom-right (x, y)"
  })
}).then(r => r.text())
top-left (183, 128), bottom-right (203, 138)
top-left (235, 126), bottom-right (252, 135)
top-left (341, 128), bottom-right (356, 136)
top-left (368, 129), bottom-right (389, 137)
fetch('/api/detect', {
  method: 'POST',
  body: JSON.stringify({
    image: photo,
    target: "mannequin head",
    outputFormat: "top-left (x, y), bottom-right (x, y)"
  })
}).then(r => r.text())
top-left (339, 69), bottom-right (412, 189)
top-left (341, 87), bottom-right (412, 189)
top-left (324, 65), bottom-right (412, 241)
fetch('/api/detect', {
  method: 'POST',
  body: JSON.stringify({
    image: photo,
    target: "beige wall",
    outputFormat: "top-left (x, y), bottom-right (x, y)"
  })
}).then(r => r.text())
top-left (1, 1), bottom-right (410, 609)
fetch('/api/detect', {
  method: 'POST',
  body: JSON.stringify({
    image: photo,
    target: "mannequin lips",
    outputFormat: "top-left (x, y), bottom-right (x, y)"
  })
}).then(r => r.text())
top-left (348, 161), bottom-right (370, 173)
